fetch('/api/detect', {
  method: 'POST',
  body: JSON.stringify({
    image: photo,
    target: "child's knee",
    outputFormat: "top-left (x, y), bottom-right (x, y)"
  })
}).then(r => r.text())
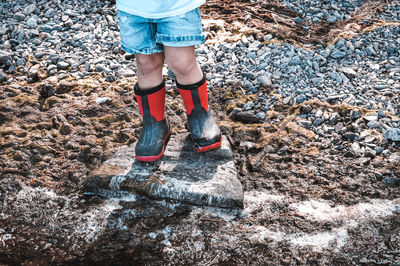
top-left (136, 55), bottom-right (164, 74)
top-left (168, 56), bottom-right (197, 76)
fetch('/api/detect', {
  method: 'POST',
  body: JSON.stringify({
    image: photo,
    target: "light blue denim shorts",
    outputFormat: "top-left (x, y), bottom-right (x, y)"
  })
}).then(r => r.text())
top-left (118, 8), bottom-right (206, 55)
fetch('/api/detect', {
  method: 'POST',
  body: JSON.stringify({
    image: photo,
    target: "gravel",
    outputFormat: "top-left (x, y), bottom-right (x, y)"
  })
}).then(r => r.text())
top-left (0, 0), bottom-right (399, 160)
top-left (282, 0), bottom-right (364, 22)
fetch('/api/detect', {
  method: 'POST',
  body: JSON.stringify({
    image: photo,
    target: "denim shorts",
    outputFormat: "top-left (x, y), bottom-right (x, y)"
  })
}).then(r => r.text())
top-left (118, 8), bottom-right (206, 55)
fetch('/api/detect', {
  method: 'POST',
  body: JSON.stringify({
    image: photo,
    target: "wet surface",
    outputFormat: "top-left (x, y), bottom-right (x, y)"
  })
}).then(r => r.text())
top-left (1, 0), bottom-right (400, 264)
top-left (84, 134), bottom-right (243, 208)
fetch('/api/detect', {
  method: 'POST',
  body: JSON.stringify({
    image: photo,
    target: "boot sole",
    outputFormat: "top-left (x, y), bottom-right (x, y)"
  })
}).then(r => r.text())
top-left (136, 129), bottom-right (172, 162)
top-left (195, 138), bottom-right (222, 153)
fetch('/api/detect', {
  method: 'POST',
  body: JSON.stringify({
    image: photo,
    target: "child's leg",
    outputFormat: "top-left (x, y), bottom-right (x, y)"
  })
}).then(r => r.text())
top-left (134, 53), bottom-right (170, 162)
top-left (164, 46), bottom-right (202, 85)
top-left (164, 46), bottom-right (222, 152)
top-left (135, 53), bottom-right (165, 89)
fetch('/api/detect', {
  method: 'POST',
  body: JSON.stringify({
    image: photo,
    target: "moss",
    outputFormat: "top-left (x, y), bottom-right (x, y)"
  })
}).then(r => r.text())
top-left (13, 94), bottom-right (37, 106)
top-left (98, 114), bottom-right (116, 125)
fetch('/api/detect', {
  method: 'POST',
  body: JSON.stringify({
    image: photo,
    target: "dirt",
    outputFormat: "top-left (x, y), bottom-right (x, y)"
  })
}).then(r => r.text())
top-left (1, 1), bottom-right (400, 265)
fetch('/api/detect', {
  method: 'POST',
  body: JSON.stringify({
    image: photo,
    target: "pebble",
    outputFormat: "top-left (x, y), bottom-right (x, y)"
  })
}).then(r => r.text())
top-left (258, 75), bottom-right (272, 87)
top-left (24, 4), bottom-right (37, 15)
top-left (388, 153), bottom-right (400, 164)
top-left (57, 61), bottom-right (70, 70)
top-left (39, 84), bottom-right (55, 99)
top-left (0, 51), bottom-right (12, 67)
top-left (298, 120), bottom-right (312, 128)
top-left (342, 68), bottom-right (357, 80)
top-left (382, 176), bottom-right (400, 186)
top-left (277, 145), bottom-right (289, 155)
top-left (232, 110), bottom-right (260, 123)
top-left (117, 68), bottom-right (135, 78)
top-left (14, 12), bottom-right (25, 21)
top-left (343, 133), bottom-right (360, 141)
top-left (26, 16), bottom-right (38, 28)
top-left (383, 128), bottom-right (400, 141)
top-left (243, 101), bottom-right (255, 111)
top-left (96, 97), bottom-right (112, 104)
top-left (330, 50), bottom-right (346, 59)
top-left (0, 71), bottom-right (6, 83)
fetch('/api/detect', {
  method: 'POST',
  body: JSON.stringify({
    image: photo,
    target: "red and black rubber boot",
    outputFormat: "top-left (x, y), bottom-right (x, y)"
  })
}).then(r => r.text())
top-left (177, 74), bottom-right (222, 152)
top-left (134, 82), bottom-right (171, 162)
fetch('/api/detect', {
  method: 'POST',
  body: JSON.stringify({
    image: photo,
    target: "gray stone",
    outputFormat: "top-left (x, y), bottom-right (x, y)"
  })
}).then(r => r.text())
top-left (298, 120), bottom-right (312, 128)
top-left (258, 75), bottom-right (272, 87)
top-left (44, 8), bottom-right (54, 18)
top-left (264, 34), bottom-right (272, 41)
top-left (0, 27), bottom-right (6, 36)
top-left (290, 56), bottom-right (302, 66)
top-left (300, 104), bottom-right (312, 114)
top-left (388, 153), bottom-right (400, 164)
top-left (383, 128), bottom-right (400, 141)
top-left (311, 77), bottom-right (323, 85)
top-left (14, 12), bottom-right (25, 21)
top-left (330, 71), bottom-right (342, 83)
top-left (242, 72), bottom-right (256, 80)
top-left (366, 46), bottom-right (376, 56)
top-left (118, 68), bottom-right (135, 78)
top-left (365, 148), bottom-right (376, 158)
top-left (57, 61), bottom-right (69, 70)
top-left (23, 4), bottom-right (36, 15)
top-left (26, 16), bottom-right (38, 28)
top-left (294, 17), bottom-right (303, 23)
top-left (65, 9), bottom-right (80, 17)
top-left (378, 110), bottom-right (385, 119)
top-left (256, 112), bottom-right (266, 120)
top-left (231, 110), bottom-right (260, 123)
top-left (367, 121), bottom-right (380, 129)
top-left (95, 64), bottom-right (104, 72)
top-left (330, 50), bottom-right (347, 59)
top-left (83, 134), bottom-right (243, 208)
top-left (314, 118), bottom-right (324, 127)
top-left (327, 16), bottom-right (337, 23)
top-left (382, 176), bottom-right (400, 186)
top-left (0, 71), bottom-right (6, 83)
top-left (277, 145), bottom-right (289, 155)
top-left (343, 133), bottom-right (360, 141)
top-left (242, 101), bottom-right (254, 111)
top-left (39, 84), bottom-right (55, 99)
top-left (244, 80), bottom-right (252, 88)
top-left (16, 58), bottom-right (25, 67)
top-left (0, 50), bottom-right (12, 67)
top-left (363, 114), bottom-right (378, 122)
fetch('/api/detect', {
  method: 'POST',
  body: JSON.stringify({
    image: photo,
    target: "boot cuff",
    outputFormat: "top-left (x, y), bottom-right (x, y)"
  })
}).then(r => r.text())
top-left (176, 73), bottom-right (206, 90)
top-left (134, 81), bottom-right (165, 96)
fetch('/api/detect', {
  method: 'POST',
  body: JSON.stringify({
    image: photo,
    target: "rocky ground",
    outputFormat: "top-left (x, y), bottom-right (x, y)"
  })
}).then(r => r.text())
top-left (0, 0), bottom-right (400, 264)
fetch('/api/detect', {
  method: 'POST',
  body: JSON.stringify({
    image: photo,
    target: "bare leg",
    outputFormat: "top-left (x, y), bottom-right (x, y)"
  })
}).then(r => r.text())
top-left (164, 46), bottom-right (203, 84)
top-left (135, 52), bottom-right (165, 89)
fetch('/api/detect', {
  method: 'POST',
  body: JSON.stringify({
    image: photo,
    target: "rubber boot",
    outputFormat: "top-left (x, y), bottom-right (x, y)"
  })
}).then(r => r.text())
top-left (177, 74), bottom-right (222, 152)
top-left (134, 82), bottom-right (171, 162)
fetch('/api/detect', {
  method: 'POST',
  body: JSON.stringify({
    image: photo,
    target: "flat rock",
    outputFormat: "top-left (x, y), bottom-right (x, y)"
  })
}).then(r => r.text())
top-left (83, 134), bottom-right (244, 209)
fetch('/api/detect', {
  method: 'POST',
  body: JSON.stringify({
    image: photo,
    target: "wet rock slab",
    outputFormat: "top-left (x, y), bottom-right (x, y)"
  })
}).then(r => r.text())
top-left (83, 134), bottom-right (243, 208)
